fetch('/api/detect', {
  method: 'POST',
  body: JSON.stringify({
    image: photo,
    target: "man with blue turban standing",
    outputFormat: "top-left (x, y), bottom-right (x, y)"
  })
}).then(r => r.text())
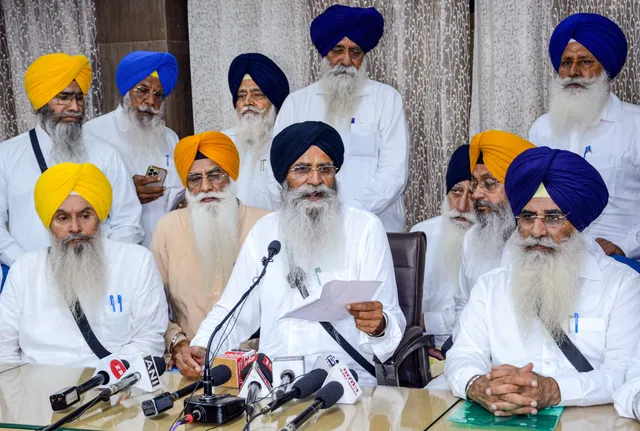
top-left (445, 146), bottom-right (640, 414)
top-left (274, 4), bottom-right (409, 232)
top-left (85, 51), bottom-right (182, 247)
top-left (222, 53), bottom-right (289, 210)
top-left (529, 13), bottom-right (640, 260)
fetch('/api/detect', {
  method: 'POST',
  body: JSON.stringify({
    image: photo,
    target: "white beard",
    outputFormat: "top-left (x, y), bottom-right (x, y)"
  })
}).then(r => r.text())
top-left (548, 72), bottom-right (610, 137)
top-left (468, 198), bottom-right (516, 263)
top-left (235, 104), bottom-right (276, 162)
top-left (48, 229), bottom-right (107, 317)
top-left (121, 93), bottom-right (167, 164)
top-left (319, 56), bottom-right (368, 130)
top-left (508, 231), bottom-right (585, 342)
top-left (38, 106), bottom-right (87, 164)
top-left (185, 187), bottom-right (239, 285)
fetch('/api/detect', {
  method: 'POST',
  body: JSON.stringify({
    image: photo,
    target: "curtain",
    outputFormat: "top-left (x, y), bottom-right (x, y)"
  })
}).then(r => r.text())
top-left (0, 0), bottom-right (102, 142)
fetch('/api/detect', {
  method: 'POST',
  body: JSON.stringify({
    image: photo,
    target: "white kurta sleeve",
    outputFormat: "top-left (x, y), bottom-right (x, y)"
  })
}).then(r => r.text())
top-left (116, 252), bottom-right (168, 358)
top-left (0, 260), bottom-right (25, 363)
top-left (452, 234), bottom-right (472, 341)
top-left (613, 340), bottom-right (640, 418)
top-left (0, 160), bottom-right (25, 266)
top-left (355, 217), bottom-right (406, 362)
top-left (444, 279), bottom-right (492, 398)
top-left (351, 89), bottom-right (409, 215)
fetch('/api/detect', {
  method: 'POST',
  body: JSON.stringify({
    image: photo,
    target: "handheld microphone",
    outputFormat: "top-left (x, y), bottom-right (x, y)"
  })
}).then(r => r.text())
top-left (50, 370), bottom-right (110, 411)
top-left (322, 364), bottom-right (361, 405)
top-left (280, 381), bottom-right (344, 431)
top-left (239, 353), bottom-right (273, 420)
top-left (264, 368), bottom-right (328, 413)
top-left (142, 365), bottom-right (231, 417)
top-left (272, 356), bottom-right (305, 398)
top-left (100, 371), bottom-right (142, 398)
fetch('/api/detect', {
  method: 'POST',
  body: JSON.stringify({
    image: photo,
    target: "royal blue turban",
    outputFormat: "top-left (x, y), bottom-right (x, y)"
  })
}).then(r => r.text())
top-left (116, 51), bottom-right (178, 98)
top-left (271, 121), bottom-right (344, 184)
top-left (228, 53), bottom-right (290, 112)
top-left (505, 147), bottom-right (609, 232)
top-left (549, 13), bottom-right (627, 79)
top-left (446, 145), bottom-right (471, 193)
top-left (310, 5), bottom-right (384, 57)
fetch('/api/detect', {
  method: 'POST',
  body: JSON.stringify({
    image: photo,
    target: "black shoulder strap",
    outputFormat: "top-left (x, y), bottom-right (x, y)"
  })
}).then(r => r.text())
top-left (319, 321), bottom-right (376, 377)
top-left (554, 330), bottom-right (594, 372)
top-left (29, 128), bottom-right (48, 174)
top-left (69, 300), bottom-right (112, 359)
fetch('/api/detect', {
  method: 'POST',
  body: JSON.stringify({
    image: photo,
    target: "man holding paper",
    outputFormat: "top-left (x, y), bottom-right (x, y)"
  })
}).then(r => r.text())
top-left (192, 121), bottom-right (405, 386)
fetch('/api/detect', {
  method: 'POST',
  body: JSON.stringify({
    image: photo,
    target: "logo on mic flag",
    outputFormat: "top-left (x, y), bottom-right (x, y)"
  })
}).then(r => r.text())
top-left (109, 359), bottom-right (127, 379)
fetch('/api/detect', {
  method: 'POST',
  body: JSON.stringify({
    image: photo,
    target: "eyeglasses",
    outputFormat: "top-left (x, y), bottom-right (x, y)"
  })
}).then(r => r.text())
top-left (186, 172), bottom-right (228, 188)
top-left (133, 86), bottom-right (164, 103)
top-left (469, 178), bottom-right (500, 193)
top-left (515, 212), bottom-right (571, 228)
top-left (53, 92), bottom-right (86, 106)
top-left (288, 164), bottom-right (338, 179)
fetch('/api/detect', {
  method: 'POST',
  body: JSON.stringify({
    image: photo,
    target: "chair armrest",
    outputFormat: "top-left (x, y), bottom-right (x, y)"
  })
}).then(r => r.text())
top-left (373, 325), bottom-right (434, 386)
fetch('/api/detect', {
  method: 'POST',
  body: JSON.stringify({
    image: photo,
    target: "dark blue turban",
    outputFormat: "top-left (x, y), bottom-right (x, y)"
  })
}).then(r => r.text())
top-left (310, 5), bottom-right (384, 57)
top-left (446, 145), bottom-right (471, 193)
top-left (116, 51), bottom-right (178, 98)
top-left (549, 13), bottom-right (627, 79)
top-left (271, 121), bottom-right (344, 184)
top-left (505, 147), bottom-right (609, 232)
top-left (228, 53), bottom-right (290, 112)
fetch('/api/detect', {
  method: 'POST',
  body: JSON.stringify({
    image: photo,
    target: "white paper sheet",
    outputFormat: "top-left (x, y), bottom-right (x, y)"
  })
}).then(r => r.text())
top-left (283, 280), bottom-right (382, 322)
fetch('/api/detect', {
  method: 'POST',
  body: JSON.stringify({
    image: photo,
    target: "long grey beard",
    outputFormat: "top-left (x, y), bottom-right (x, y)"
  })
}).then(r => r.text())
top-left (235, 104), bottom-right (276, 160)
top-left (121, 93), bottom-right (167, 163)
top-left (319, 56), bottom-right (368, 130)
top-left (48, 230), bottom-right (106, 318)
top-left (280, 182), bottom-right (342, 279)
top-left (548, 72), bottom-right (610, 137)
top-left (508, 231), bottom-right (585, 342)
top-left (468, 198), bottom-right (515, 262)
top-left (185, 188), bottom-right (239, 285)
top-left (38, 105), bottom-right (87, 164)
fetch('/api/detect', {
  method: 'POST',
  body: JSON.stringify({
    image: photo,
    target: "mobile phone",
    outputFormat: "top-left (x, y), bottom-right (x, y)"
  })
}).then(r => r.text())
top-left (145, 165), bottom-right (168, 187)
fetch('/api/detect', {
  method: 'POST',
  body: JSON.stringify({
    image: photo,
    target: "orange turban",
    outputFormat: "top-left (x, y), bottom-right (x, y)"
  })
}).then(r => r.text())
top-left (24, 53), bottom-right (92, 110)
top-left (469, 130), bottom-right (535, 183)
top-left (174, 132), bottom-right (240, 187)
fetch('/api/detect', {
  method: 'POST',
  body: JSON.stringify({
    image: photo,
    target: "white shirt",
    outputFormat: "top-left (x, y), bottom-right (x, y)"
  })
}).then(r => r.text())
top-left (273, 80), bottom-right (409, 232)
top-left (613, 340), bottom-right (640, 418)
top-left (191, 205), bottom-right (406, 386)
top-left (84, 106), bottom-right (183, 247)
top-left (410, 216), bottom-right (456, 345)
top-left (0, 126), bottom-right (144, 265)
top-left (529, 93), bottom-right (640, 258)
top-left (222, 127), bottom-right (276, 211)
top-left (0, 239), bottom-right (168, 367)
top-left (445, 239), bottom-right (640, 407)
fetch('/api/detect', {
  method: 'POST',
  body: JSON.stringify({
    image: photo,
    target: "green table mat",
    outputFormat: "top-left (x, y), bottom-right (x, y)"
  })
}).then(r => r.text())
top-left (448, 401), bottom-right (564, 430)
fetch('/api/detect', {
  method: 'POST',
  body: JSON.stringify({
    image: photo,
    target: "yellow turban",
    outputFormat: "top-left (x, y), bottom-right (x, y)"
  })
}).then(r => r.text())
top-left (34, 163), bottom-right (112, 228)
top-left (469, 130), bottom-right (535, 183)
top-left (24, 53), bottom-right (92, 110)
top-left (174, 132), bottom-right (240, 187)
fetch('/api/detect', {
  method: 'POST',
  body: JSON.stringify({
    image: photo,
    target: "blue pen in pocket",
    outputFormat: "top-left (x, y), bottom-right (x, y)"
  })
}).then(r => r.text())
top-left (109, 295), bottom-right (116, 312)
top-left (583, 146), bottom-right (591, 159)
top-left (117, 294), bottom-right (123, 312)
top-left (165, 153), bottom-right (169, 167)
top-left (574, 312), bottom-right (579, 333)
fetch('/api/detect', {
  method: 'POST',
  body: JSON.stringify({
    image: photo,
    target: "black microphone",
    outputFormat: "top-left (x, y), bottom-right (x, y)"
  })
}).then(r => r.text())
top-left (276, 369), bottom-right (295, 399)
top-left (142, 365), bottom-right (231, 417)
top-left (267, 240), bottom-right (281, 259)
top-left (50, 371), bottom-right (109, 411)
top-left (240, 353), bottom-right (273, 420)
top-left (280, 381), bottom-right (344, 431)
top-left (264, 368), bottom-right (328, 413)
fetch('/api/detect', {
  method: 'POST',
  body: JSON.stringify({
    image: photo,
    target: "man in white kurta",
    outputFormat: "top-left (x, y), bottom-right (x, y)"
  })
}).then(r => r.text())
top-left (223, 53), bottom-right (290, 211)
top-left (529, 13), bottom-right (640, 259)
top-left (192, 121), bottom-right (405, 386)
top-left (446, 147), bottom-right (640, 414)
top-left (273, 5), bottom-right (408, 232)
top-left (85, 51), bottom-right (183, 247)
top-left (0, 162), bottom-right (167, 367)
top-left (0, 54), bottom-right (143, 266)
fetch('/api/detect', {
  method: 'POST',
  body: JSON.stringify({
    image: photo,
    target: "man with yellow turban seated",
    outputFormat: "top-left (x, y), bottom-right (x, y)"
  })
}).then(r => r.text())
top-left (0, 163), bottom-right (167, 367)
top-left (150, 131), bottom-right (268, 378)
top-left (0, 53), bottom-right (143, 267)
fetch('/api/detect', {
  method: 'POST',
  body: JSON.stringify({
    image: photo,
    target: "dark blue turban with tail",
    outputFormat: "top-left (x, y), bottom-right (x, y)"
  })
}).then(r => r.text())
top-left (310, 5), bottom-right (384, 57)
top-left (505, 147), bottom-right (609, 232)
top-left (116, 51), bottom-right (178, 98)
top-left (228, 53), bottom-right (290, 112)
top-left (271, 121), bottom-right (344, 184)
top-left (549, 13), bottom-right (627, 79)
top-left (446, 144), bottom-right (471, 193)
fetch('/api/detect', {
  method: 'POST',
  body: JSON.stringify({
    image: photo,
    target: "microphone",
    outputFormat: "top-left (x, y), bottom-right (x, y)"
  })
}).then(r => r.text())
top-left (267, 240), bottom-right (281, 259)
top-left (272, 356), bottom-right (305, 399)
top-left (280, 381), bottom-right (344, 431)
top-left (264, 368), bottom-right (328, 413)
top-left (239, 353), bottom-right (273, 420)
top-left (100, 371), bottom-right (142, 398)
top-left (142, 365), bottom-right (231, 417)
top-left (322, 363), bottom-right (361, 405)
top-left (94, 355), bottom-right (166, 393)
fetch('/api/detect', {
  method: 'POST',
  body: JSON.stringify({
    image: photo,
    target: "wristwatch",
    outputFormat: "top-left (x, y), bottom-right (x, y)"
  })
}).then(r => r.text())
top-left (169, 331), bottom-right (187, 353)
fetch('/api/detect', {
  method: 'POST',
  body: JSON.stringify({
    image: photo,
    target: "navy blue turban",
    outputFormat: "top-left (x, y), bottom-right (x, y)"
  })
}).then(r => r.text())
top-left (505, 147), bottom-right (609, 232)
top-left (310, 5), bottom-right (384, 57)
top-left (446, 145), bottom-right (471, 193)
top-left (116, 51), bottom-right (178, 98)
top-left (228, 53), bottom-right (290, 112)
top-left (549, 13), bottom-right (627, 79)
top-left (271, 121), bottom-right (344, 184)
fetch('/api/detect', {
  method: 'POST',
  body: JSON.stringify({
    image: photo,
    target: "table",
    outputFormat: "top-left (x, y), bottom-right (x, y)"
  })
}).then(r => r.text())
top-left (0, 364), bottom-right (23, 375)
top-left (0, 364), bottom-right (459, 430)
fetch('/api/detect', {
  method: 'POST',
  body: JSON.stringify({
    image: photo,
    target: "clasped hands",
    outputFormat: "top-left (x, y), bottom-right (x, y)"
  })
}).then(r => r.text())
top-left (468, 363), bottom-right (561, 416)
